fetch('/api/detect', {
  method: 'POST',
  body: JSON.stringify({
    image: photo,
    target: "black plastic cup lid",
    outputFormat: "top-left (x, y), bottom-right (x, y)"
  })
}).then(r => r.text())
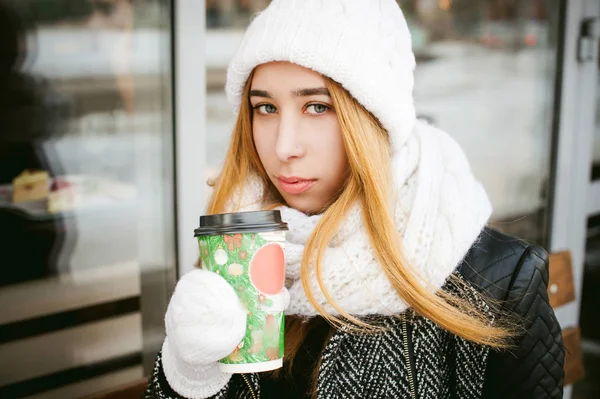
top-left (194, 210), bottom-right (288, 237)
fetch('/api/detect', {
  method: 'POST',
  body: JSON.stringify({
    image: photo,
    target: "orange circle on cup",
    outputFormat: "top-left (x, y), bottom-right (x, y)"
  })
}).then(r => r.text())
top-left (249, 243), bottom-right (285, 295)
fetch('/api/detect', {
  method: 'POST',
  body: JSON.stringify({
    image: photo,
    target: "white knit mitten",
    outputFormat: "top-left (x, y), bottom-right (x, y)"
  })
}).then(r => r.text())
top-left (162, 269), bottom-right (247, 398)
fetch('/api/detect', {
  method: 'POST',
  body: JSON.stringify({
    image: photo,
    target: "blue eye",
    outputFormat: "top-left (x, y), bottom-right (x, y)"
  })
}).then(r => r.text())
top-left (255, 104), bottom-right (278, 114)
top-left (306, 104), bottom-right (329, 115)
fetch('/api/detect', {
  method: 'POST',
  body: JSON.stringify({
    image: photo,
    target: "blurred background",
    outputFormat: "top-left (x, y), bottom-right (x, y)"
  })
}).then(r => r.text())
top-left (0, 0), bottom-right (597, 398)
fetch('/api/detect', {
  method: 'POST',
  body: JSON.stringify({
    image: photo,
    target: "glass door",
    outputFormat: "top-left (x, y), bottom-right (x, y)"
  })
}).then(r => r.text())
top-left (407, 0), bottom-right (559, 246)
top-left (575, 17), bottom-right (600, 399)
top-left (204, 0), bottom-right (561, 246)
top-left (0, 0), bottom-right (175, 397)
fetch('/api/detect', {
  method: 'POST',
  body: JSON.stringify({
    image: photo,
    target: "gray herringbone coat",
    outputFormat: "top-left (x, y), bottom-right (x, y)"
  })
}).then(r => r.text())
top-left (145, 229), bottom-right (565, 399)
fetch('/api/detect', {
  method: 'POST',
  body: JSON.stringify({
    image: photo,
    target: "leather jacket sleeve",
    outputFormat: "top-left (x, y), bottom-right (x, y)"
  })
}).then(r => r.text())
top-left (481, 245), bottom-right (565, 399)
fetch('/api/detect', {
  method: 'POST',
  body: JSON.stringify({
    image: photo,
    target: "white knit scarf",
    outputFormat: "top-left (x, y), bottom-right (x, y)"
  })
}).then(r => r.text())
top-left (226, 120), bottom-right (492, 317)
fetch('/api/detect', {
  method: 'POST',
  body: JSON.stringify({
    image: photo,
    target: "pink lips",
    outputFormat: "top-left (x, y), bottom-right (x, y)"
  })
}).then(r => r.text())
top-left (277, 176), bottom-right (316, 195)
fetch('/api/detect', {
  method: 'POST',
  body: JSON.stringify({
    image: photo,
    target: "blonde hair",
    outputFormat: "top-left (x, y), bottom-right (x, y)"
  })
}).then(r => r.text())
top-left (207, 70), bottom-right (514, 373)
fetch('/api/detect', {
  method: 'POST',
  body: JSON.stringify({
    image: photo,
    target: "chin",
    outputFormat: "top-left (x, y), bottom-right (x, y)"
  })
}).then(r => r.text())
top-left (281, 195), bottom-right (324, 215)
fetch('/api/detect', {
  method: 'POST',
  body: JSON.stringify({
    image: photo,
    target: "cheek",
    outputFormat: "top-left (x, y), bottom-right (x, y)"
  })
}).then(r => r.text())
top-left (312, 120), bottom-right (347, 170)
top-left (252, 120), bottom-right (277, 164)
top-left (306, 119), bottom-right (348, 195)
top-left (327, 144), bottom-right (349, 187)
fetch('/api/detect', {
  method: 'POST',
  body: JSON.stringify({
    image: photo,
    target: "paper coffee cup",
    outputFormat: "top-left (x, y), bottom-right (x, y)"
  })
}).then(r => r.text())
top-left (195, 210), bottom-right (288, 373)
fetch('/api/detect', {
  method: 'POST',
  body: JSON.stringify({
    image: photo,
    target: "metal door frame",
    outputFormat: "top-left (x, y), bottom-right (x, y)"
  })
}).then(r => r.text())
top-left (174, 0), bottom-right (207, 279)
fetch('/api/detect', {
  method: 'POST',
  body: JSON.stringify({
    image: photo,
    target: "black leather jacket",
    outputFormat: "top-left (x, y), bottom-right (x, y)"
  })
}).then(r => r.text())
top-left (145, 228), bottom-right (565, 399)
top-left (462, 228), bottom-right (565, 398)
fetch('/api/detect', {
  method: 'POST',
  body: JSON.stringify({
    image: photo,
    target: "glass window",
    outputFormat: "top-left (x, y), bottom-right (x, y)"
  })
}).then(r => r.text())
top-left (408, 0), bottom-right (558, 245)
top-left (0, 0), bottom-right (174, 397)
top-left (205, 0), bottom-right (559, 246)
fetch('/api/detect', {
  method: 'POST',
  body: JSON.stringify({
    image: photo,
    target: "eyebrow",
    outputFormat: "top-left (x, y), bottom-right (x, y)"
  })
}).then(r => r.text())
top-left (249, 87), bottom-right (330, 99)
top-left (249, 89), bottom-right (272, 98)
top-left (292, 87), bottom-right (330, 97)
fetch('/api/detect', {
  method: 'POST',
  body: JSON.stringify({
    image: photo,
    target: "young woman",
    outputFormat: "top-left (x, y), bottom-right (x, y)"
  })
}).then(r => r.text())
top-left (146, 1), bottom-right (564, 398)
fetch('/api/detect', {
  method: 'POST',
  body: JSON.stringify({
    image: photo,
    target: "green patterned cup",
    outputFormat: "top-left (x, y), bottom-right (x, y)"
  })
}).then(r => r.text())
top-left (194, 210), bottom-right (288, 373)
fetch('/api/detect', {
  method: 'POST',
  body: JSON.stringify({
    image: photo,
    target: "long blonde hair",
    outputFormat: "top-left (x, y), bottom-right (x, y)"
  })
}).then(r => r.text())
top-left (207, 69), bottom-right (514, 368)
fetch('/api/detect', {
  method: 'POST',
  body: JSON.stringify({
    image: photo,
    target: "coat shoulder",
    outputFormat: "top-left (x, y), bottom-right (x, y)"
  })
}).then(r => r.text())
top-left (458, 227), bottom-right (549, 306)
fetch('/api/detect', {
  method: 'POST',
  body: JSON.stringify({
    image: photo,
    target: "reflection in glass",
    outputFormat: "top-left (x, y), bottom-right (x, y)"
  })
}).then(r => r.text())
top-left (205, 0), bottom-right (558, 245)
top-left (410, 0), bottom-right (558, 245)
top-left (0, 0), bottom-right (174, 397)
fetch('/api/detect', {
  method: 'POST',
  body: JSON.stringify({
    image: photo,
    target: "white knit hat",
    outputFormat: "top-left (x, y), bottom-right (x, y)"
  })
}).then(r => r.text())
top-left (225, 0), bottom-right (417, 153)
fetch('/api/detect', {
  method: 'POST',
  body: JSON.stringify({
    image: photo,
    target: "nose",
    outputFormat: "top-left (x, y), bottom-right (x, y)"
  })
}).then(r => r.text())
top-left (275, 114), bottom-right (304, 162)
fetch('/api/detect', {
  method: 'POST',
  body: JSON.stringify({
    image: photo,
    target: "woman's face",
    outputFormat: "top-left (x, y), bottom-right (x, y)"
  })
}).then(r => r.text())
top-left (250, 62), bottom-right (348, 215)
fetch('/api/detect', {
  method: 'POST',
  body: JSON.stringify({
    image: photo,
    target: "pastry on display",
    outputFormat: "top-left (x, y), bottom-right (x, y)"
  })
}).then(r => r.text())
top-left (5, 173), bottom-right (136, 216)
top-left (48, 178), bottom-right (79, 214)
top-left (12, 169), bottom-right (50, 203)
